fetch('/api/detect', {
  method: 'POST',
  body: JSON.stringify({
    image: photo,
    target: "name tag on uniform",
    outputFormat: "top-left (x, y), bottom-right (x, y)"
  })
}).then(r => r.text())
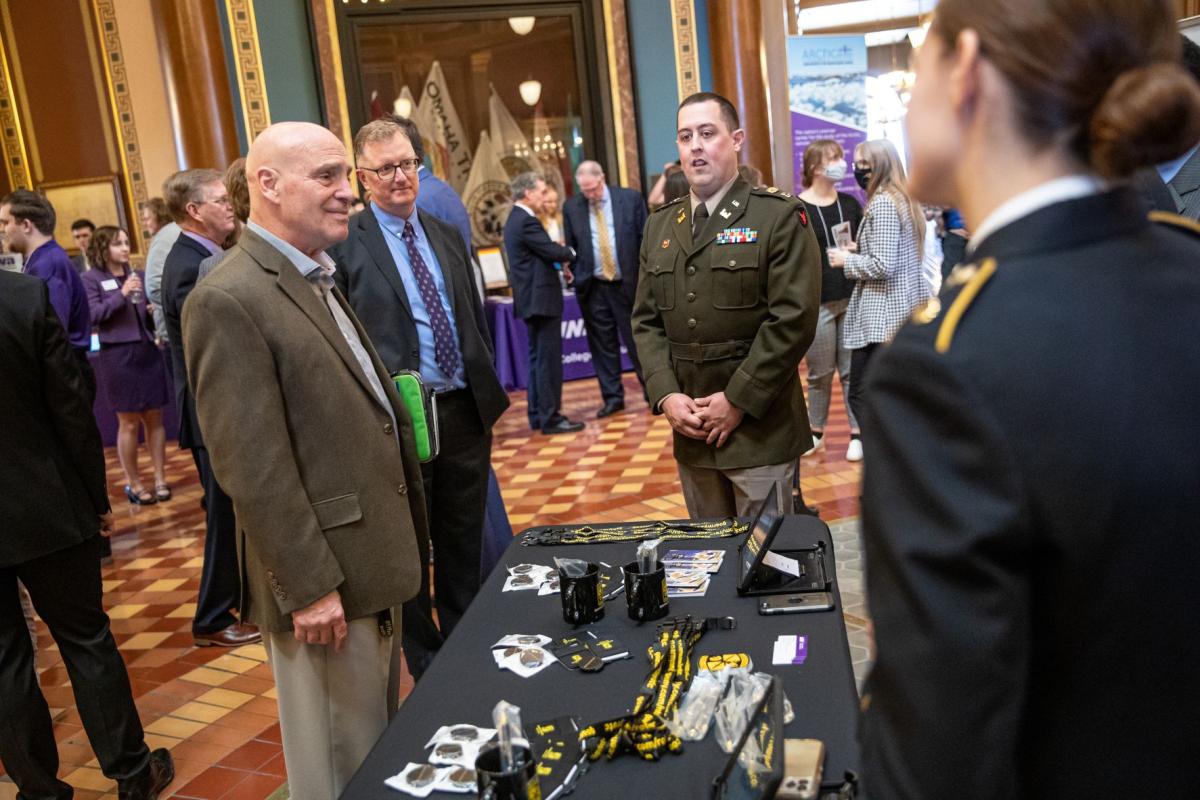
top-left (101, 279), bottom-right (119, 291)
top-left (715, 228), bottom-right (757, 245)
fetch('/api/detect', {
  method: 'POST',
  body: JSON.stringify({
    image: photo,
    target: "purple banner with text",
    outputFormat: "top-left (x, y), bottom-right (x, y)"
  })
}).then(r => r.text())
top-left (787, 35), bottom-right (868, 205)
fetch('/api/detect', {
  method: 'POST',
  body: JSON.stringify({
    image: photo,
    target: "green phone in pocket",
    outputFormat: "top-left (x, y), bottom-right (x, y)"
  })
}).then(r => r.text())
top-left (391, 371), bottom-right (439, 462)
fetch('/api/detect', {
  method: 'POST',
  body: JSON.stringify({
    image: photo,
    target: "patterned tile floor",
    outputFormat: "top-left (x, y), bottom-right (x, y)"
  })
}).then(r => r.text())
top-left (1, 372), bottom-right (866, 799)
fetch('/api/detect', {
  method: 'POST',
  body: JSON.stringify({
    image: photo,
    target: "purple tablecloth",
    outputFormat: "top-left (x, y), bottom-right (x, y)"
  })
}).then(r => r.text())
top-left (484, 294), bottom-right (632, 391)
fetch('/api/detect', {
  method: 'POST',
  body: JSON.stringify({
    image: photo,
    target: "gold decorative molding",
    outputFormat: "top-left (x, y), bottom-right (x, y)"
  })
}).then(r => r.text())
top-left (603, 0), bottom-right (641, 190)
top-left (225, 0), bottom-right (271, 142)
top-left (0, 35), bottom-right (31, 189)
top-left (79, 0), bottom-right (118, 174)
top-left (314, 0), bottom-right (353, 158)
top-left (670, 0), bottom-right (701, 101)
top-left (0, 3), bottom-right (40, 182)
top-left (92, 0), bottom-right (149, 252)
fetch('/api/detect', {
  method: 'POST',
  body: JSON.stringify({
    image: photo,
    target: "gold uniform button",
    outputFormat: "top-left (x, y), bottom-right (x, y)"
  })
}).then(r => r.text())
top-left (687, 292), bottom-right (696, 302)
top-left (687, 318), bottom-right (697, 329)
top-left (383, 422), bottom-right (394, 435)
top-left (686, 265), bottom-right (696, 276)
top-left (397, 484), bottom-right (407, 495)
top-left (728, 260), bottom-right (736, 267)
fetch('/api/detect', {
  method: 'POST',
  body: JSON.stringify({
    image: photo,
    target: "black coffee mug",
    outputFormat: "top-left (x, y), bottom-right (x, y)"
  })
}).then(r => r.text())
top-left (476, 743), bottom-right (540, 800)
top-left (623, 560), bottom-right (669, 622)
top-left (559, 562), bottom-right (604, 625)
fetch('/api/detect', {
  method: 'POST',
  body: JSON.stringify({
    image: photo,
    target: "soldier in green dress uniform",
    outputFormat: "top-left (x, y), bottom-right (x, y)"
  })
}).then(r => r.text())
top-left (632, 92), bottom-right (821, 518)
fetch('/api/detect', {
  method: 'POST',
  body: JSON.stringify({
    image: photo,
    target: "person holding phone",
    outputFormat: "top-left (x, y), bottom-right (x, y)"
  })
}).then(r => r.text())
top-left (858, 1), bottom-right (1200, 796)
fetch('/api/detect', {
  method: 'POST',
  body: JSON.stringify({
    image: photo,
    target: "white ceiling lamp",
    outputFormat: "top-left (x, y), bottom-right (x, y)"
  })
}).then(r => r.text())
top-left (394, 95), bottom-right (413, 118)
top-left (509, 16), bottom-right (536, 36)
top-left (519, 78), bottom-right (542, 107)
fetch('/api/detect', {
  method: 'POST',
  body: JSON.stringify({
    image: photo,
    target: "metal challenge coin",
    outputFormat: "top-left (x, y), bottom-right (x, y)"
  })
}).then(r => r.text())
top-left (449, 726), bottom-right (479, 742)
top-left (405, 764), bottom-right (437, 788)
top-left (516, 635), bottom-right (542, 644)
top-left (510, 575), bottom-right (534, 586)
top-left (519, 649), bottom-right (545, 667)
top-left (434, 742), bottom-right (463, 759)
top-left (511, 564), bottom-right (534, 574)
top-left (447, 767), bottom-right (476, 789)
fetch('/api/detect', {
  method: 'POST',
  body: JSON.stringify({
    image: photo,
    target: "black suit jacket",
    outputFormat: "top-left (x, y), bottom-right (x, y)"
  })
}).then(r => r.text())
top-left (0, 271), bottom-right (109, 566)
top-left (162, 232), bottom-right (213, 450)
top-left (330, 206), bottom-right (509, 430)
top-left (502, 205), bottom-right (574, 319)
top-left (859, 189), bottom-right (1200, 798)
top-left (562, 185), bottom-right (648, 303)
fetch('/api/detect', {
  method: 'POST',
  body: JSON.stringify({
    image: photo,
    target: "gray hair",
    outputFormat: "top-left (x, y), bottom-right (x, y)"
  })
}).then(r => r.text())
top-left (510, 171), bottom-right (544, 201)
top-left (163, 168), bottom-right (224, 223)
top-left (575, 160), bottom-right (604, 179)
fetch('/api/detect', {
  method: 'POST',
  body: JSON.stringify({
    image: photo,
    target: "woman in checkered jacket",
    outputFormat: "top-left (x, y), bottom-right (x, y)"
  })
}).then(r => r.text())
top-left (827, 139), bottom-right (928, 448)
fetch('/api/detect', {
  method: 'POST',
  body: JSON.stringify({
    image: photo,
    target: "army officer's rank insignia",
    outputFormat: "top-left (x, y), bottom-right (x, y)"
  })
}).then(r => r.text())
top-left (661, 239), bottom-right (671, 249)
top-left (676, 208), bottom-right (687, 225)
top-left (716, 228), bottom-right (758, 244)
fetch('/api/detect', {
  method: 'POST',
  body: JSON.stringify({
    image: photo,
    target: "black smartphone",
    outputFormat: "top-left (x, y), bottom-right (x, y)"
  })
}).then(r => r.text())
top-left (758, 592), bottom-right (834, 615)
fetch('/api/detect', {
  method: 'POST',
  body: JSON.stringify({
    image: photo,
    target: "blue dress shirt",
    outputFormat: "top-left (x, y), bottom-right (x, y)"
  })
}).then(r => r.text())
top-left (1158, 143), bottom-right (1200, 184)
top-left (371, 204), bottom-right (466, 391)
top-left (589, 185), bottom-right (621, 281)
top-left (416, 166), bottom-right (473, 253)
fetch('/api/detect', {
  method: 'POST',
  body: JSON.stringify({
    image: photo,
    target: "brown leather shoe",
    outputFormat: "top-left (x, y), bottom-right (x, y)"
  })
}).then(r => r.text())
top-left (194, 622), bottom-right (262, 647)
top-left (118, 748), bottom-right (174, 800)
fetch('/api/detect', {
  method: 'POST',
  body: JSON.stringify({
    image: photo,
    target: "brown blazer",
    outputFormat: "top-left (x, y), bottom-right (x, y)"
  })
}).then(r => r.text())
top-left (182, 227), bottom-right (429, 633)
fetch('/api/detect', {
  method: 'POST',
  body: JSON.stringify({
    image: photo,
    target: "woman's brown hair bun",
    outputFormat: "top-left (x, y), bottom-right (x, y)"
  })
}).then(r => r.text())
top-left (1089, 62), bottom-right (1200, 179)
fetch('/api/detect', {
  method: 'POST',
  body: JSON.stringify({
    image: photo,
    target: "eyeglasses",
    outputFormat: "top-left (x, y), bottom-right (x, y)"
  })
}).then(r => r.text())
top-left (200, 196), bottom-right (233, 208)
top-left (358, 159), bottom-right (422, 181)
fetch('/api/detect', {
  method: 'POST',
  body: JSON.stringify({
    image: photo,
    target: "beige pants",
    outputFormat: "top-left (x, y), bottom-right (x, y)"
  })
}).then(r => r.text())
top-left (677, 460), bottom-right (797, 518)
top-left (263, 613), bottom-right (401, 800)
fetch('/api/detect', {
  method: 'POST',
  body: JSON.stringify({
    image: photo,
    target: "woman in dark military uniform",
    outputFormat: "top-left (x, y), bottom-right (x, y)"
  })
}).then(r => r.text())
top-left (859, 1), bottom-right (1200, 798)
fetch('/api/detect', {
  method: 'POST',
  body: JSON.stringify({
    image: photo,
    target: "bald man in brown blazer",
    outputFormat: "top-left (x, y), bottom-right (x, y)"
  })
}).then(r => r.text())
top-left (182, 122), bottom-right (428, 799)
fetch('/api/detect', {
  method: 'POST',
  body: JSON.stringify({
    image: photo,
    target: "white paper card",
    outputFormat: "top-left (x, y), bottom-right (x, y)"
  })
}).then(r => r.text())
top-left (101, 279), bottom-right (119, 291)
top-left (762, 550), bottom-right (800, 577)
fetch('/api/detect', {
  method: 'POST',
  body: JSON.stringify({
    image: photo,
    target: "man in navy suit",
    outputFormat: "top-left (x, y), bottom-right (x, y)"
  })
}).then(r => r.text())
top-left (161, 168), bottom-right (259, 649)
top-left (562, 161), bottom-right (648, 416)
top-left (502, 172), bottom-right (583, 434)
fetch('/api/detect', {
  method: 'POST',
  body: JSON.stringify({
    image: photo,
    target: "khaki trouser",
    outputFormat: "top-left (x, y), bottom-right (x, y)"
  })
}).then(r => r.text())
top-left (677, 460), bottom-right (797, 519)
top-left (263, 612), bottom-right (401, 800)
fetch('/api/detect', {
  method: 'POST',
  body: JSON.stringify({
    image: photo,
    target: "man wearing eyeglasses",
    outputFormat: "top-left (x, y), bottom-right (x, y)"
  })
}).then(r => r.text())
top-left (161, 168), bottom-right (261, 648)
top-left (331, 118), bottom-right (508, 680)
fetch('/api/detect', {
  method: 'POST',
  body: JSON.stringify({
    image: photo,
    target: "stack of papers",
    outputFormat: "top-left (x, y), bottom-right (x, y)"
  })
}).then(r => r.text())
top-left (663, 550), bottom-right (723, 597)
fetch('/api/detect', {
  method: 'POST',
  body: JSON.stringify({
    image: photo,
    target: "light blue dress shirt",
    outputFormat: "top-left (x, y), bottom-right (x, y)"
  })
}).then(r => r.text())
top-left (1158, 143), bottom-right (1200, 184)
top-left (589, 185), bottom-right (621, 281)
top-left (371, 204), bottom-right (466, 391)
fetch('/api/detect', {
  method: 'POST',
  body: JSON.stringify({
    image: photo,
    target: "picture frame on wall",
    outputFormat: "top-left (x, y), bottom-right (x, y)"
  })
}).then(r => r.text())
top-left (39, 175), bottom-right (127, 255)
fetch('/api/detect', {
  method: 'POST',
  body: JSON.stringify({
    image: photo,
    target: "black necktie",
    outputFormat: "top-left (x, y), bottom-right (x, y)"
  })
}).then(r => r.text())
top-left (401, 222), bottom-right (461, 378)
top-left (692, 203), bottom-right (709, 238)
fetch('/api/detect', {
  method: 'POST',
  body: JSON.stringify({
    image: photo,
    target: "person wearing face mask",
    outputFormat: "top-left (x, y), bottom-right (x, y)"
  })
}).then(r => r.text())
top-left (857, 0), bottom-right (1200, 797)
top-left (798, 140), bottom-right (864, 460)
top-left (827, 140), bottom-right (927, 453)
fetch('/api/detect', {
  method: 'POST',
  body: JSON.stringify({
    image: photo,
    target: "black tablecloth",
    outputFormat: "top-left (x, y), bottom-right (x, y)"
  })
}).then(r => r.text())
top-left (343, 515), bottom-right (860, 799)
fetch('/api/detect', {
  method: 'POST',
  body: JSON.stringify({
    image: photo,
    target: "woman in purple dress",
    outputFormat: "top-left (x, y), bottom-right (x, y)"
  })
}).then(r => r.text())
top-left (81, 226), bottom-right (171, 505)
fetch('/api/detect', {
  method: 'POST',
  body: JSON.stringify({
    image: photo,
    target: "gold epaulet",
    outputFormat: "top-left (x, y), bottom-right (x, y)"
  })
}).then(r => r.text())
top-left (1149, 210), bottom-right (1200, 237)
top-left (935, 258), bottom-right (997, 354)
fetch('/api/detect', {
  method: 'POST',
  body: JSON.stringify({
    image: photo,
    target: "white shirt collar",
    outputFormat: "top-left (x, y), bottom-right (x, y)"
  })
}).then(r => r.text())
top-left (514, 201), bottom-right (537, 218)
top-left (968, 175), bottom-right (1105, 254)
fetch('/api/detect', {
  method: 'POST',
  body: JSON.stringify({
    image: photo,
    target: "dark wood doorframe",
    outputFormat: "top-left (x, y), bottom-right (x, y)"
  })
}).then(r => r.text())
top-left (331, 0), bottom-right (613, 181)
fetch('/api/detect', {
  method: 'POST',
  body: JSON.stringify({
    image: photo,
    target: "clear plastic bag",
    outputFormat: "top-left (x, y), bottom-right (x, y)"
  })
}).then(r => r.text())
top-left (667, 670), bottom-right (724, 741)
top-left (714, 670), bottom-right (768, 753)
top-left (553, 557), bottom-right (589, 578)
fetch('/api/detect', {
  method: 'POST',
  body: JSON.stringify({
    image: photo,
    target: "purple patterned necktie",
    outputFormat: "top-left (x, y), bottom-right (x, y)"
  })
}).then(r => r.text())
top-left (401, 221), bottom-right (460, 378)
